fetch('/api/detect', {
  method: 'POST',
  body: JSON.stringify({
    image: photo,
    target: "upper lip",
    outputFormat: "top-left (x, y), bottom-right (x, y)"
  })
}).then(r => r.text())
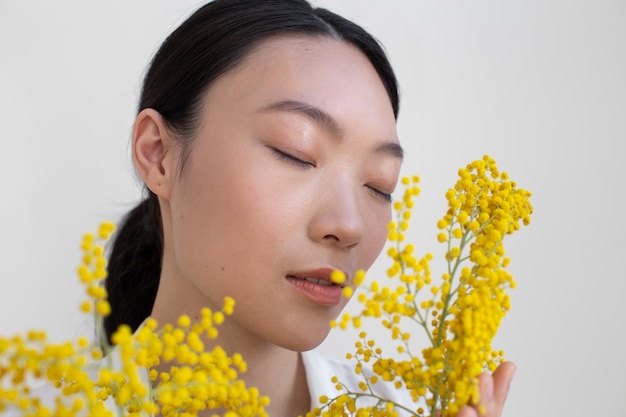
top-left (287, 267), bottom-right (349, 286)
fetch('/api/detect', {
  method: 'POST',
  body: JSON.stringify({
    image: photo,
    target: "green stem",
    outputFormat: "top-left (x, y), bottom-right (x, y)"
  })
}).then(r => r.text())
top-left (328, 391), bottom-right (422, 417)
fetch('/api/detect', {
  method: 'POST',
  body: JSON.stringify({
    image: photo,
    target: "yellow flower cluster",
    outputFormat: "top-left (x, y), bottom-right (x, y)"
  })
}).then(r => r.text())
top-left (79, 222), bottom-right (116, 348)
top-left (0, 222), bottom-right (117, 417)
top-left (322, 156), bottom-right (533, 417)
top-left (101, 304), bottom-right (268, 417)
top-left (0, 223), bottom-right (269, 417)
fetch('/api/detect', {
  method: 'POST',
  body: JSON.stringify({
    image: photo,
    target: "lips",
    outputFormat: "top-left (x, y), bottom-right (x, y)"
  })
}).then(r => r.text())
top-left (286, 268), bottom-right (347, 306)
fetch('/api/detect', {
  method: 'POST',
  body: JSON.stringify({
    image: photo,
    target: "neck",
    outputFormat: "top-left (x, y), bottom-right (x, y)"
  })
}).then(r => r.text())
top-left (236, 344), bottom-right (310, 417)
top-left (208, 316), bottom-right (312, 417)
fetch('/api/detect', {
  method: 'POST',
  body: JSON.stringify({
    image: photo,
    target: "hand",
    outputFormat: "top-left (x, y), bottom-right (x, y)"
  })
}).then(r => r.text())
top-left (457, 362), bottom-right (516, 417)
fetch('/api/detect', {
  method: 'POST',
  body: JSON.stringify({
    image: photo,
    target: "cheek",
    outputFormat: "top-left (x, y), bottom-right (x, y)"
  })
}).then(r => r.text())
top-left (169, 188), bottom-right (220, 276)
top-left (167, 161), bottom-right (246, 275)
top-left (171, 155), bottom-right (304, 270)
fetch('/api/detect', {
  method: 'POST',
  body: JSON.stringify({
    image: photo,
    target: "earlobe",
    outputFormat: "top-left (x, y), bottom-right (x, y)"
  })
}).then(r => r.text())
top-left (132, 108), bottom-right (175, 200)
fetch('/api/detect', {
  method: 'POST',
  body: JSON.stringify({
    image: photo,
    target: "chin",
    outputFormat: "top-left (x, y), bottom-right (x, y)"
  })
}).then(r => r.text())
top-left (276, 324), bottom-right (333, 352)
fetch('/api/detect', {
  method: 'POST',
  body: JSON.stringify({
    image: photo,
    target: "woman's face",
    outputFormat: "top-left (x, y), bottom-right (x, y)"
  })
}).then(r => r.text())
top-left (158, 36), bottom-right (402, 351)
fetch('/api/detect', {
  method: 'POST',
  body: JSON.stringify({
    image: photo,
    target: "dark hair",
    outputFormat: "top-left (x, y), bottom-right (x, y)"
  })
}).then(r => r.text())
top-left (104, 0), bottom-right (400, 343)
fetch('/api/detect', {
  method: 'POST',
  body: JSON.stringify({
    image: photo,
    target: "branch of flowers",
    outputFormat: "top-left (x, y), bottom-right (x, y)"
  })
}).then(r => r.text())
top-left (446, 223), bottom-right (471, 278)
top-left (398, 371), bottom-right (439, 407)
top-left (442, 209), bottom-right (507, 302)
top-left (395, 210), bottom-right (433, 339)
top-left (403, 274), bottom-right (435, 347)
top-left (397, 321), bottom-right (419, 359)
top-left (325, 391), bottom-right (422, 417)
top-left (355, 348), bottom-right (377, 395)
top-left (430, 350), bottom-right (457, 416)
top-left (360, 335), bottom-right (443, 410)
top-left (479, 223), bottom-right (512, 261)
top-left (435, 226), bottom-right (474, 348)
top-left (409, 310), bottom-right (435, 347)
top-left (400, 264), bottom-right (433, 343)
top-left (406, 285), bottom-right (429, 333)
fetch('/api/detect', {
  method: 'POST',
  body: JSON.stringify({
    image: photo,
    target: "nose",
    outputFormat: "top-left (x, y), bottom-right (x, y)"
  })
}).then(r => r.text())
top-left (307, 176), bottom-right (364, 249)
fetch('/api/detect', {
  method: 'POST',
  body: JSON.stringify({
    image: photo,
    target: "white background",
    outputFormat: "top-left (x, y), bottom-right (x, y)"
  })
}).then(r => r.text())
top-left (1, 1), bottom-right (625, 416)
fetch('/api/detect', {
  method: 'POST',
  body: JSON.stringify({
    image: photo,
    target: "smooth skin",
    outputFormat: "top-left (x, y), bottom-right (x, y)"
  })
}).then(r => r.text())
top-left (132, 35), bottom-right (514, 417)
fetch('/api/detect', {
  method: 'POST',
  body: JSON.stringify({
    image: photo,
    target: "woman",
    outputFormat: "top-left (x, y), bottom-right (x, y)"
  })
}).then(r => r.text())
top-left (104, 0), bottom-right (515, 416)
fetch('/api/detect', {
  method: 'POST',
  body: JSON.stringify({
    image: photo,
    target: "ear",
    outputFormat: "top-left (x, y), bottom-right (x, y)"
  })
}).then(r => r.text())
top-left (132, 108), bottom-right (177, 200)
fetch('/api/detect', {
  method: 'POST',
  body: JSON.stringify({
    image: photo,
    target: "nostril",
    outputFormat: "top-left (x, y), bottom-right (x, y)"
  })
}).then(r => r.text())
top-left (323, 234), bottom-right (340, 242)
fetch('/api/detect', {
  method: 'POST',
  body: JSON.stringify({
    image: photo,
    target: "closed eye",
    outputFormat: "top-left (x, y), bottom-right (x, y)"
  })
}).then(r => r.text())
top-left (366, 185), bottom-right (393, 203)
top-left (269, 147), bottom-right (314, 168)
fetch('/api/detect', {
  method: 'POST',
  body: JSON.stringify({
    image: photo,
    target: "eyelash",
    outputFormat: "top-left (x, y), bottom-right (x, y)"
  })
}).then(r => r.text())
top-left (270, 147), bottom-right (314, 168)
top-left (270, 146), bottom-right (392, 203)
top-left (366, 186), bottom-right (393, 203)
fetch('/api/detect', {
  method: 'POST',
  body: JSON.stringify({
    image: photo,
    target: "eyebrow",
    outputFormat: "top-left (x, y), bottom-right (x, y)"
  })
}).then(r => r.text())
top-left (259, 99), bottom-right (404, 161)
top-left (375, 141), bottom-right (404, 160)
top-left (260, 99), bottom-right (342, 136)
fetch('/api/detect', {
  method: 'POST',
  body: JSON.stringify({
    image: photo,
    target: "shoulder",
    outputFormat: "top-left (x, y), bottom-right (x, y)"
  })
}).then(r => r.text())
top-left (302, 350), bottom-right (422, 416)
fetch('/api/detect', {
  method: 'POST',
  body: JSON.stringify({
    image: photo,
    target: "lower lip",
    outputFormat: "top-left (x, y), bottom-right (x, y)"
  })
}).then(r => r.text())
top-left (286, 276), bottom-right (343, 306)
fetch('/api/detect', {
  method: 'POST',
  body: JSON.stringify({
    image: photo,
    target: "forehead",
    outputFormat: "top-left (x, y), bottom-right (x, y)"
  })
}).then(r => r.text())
top-left (202, 35), bottom-right (397, 138)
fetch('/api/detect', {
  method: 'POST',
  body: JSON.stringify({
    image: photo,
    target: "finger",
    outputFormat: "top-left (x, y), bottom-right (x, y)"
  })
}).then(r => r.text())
top-left (477, 372), bottom-right (495, 415)
top-left (472, 361), bottom-right (516, 416)
top-left (456, 406), bottom-right (478, 417)
top-left (451, 362), bottom-right (517, 417)
top-left (457, 362), bottom-right (516, 417)
top-left (455, 373), bottom-right (494, 417)
top-left (491, 361), bottom-right (516, 415)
